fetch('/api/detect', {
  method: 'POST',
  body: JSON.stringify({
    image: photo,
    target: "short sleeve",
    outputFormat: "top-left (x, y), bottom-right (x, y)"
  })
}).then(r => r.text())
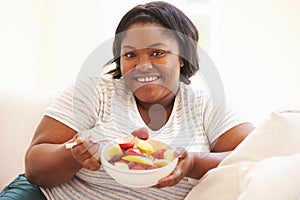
top-left (202, 92), bottom-right (248, 146)
top-left (44, 77), bottom-right (100, 132)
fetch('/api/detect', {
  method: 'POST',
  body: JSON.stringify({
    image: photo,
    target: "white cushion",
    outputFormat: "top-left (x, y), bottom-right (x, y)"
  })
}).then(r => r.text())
top-left (237, 153), bottom-right (300, 200)
top-left (185, 110), bottom-right (300, 200)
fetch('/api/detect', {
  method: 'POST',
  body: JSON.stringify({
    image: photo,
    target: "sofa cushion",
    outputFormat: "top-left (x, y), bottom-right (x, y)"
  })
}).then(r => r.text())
top-left (185, 110), bottom-right (300, 200)
top-left (237, 153), bottom-right (300, 199)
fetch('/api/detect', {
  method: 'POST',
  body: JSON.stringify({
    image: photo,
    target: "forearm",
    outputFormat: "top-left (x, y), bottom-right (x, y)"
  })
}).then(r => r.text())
top-left (187, 151), bottom-right (231, 179)
top-left (25, 143), bottom-right (82, 188)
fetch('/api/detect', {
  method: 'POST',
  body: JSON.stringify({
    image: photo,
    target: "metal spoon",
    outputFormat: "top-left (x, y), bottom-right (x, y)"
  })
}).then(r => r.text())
top-left (65, 137), bottom-right (123, 149)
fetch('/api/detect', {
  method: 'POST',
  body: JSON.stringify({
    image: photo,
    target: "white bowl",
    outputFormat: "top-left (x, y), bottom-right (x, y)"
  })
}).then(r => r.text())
top-left (101, 139), bottom-right (178, 188)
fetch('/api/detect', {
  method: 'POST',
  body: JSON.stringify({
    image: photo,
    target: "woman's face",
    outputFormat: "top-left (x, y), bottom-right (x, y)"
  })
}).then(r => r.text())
top-left (120, 23), bottom-right (183, 104)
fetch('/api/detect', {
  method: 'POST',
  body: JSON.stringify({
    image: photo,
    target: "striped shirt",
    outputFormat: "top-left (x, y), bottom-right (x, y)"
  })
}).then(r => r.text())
top-left (41, 75), bottom-right (246, 200)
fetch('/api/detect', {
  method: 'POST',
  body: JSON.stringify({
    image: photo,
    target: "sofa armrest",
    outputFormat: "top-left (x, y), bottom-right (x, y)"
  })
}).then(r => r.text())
top-left (0, 89), bottom-right (55, 190)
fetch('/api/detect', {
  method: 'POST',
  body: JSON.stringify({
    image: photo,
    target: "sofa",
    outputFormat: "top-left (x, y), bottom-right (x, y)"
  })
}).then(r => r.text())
top-left (0, 89), bottom-right (55, 190)
top-left (1, 89), bottom-right (299, 199)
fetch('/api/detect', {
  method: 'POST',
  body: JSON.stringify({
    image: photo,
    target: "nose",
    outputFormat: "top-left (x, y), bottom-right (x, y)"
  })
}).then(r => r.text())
top-left (135, 55), bottom-right (153, 71)
top-left (136, 62), bottom-right (153, 71)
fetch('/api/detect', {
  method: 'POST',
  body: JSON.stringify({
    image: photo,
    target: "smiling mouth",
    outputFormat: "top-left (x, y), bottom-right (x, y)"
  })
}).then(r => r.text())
top-left (135, 76), bottom-right (160, 83)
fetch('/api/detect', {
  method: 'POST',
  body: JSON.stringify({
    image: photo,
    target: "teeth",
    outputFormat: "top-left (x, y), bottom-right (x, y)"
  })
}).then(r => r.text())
top-left (137, 76), bottom-right (158, 83)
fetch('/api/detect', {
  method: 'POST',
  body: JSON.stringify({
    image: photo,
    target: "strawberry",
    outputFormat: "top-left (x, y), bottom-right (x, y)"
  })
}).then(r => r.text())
top-left (124, 148), bottom-right (142, 156)
top-left (131, 127), bottom-right (149, 140)
top-left (119, 142), bottom-right (134, 150)
top-left (131, 165), bottom-right (146, 170)
top-left (151, 148), bottom-right (166, 159)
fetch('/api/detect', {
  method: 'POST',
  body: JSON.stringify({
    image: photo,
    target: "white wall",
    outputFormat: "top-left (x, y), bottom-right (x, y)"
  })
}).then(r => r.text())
top-left (0, 0), bottom-right (105, 91)
top-left (1, 0), bottom-right (299, 125)
top-left (212, 0), bottom-right (300, 125)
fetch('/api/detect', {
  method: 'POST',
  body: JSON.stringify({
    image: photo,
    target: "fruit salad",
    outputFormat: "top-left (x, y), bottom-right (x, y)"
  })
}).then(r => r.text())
top-left (106, 127), bottom-right (177, 170)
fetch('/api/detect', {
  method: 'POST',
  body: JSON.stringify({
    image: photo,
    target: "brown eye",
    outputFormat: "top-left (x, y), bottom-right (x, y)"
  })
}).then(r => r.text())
top-left (152, 50), bottom-right (165, 57)
top-left (122, 52), bottom-right (136, 58)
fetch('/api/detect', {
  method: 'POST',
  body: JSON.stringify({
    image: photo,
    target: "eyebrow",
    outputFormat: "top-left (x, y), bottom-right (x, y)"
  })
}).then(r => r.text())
top-left (121, 42), bottom-right (168, 50)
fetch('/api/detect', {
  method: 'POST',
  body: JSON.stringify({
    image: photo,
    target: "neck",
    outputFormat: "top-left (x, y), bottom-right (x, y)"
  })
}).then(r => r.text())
top-left (135, 97), bottom-right (175, 131)
top-left (135, 95), bottom-right (175, 112)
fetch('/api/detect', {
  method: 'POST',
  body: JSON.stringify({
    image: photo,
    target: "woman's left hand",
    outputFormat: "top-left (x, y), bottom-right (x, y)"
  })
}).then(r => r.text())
top-left (153, 148), bottom-right (194, 188)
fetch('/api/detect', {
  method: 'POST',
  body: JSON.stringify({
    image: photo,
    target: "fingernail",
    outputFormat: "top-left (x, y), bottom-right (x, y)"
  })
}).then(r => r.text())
top-left (175, 147), bottom-right (186, 158)
top-left (158, 181), bottom-right (167, 186)
top-left (175, 149), bottom-right (182, 155)
top-left (175, 150), bottom-right (183, 158)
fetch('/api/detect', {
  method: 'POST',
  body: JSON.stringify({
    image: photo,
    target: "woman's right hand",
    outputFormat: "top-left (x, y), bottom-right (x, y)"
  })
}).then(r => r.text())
top-left (70, 137), bottom-right (102, 171)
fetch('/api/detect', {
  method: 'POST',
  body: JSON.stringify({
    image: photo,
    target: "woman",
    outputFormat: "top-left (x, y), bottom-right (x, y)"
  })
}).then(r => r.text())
top-left (0, 1), bottom-right (254, 199)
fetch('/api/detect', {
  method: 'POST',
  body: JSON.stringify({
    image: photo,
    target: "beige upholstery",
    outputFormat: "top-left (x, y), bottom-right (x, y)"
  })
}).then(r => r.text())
top-left (185, 110), bottom-right (300, 200)
top-left (0, 89), bottom-right (55, 190)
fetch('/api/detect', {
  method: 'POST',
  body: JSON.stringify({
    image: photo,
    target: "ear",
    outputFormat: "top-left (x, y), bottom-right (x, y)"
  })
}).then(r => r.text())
top-left (179, 57), bottom-right (184, 67)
